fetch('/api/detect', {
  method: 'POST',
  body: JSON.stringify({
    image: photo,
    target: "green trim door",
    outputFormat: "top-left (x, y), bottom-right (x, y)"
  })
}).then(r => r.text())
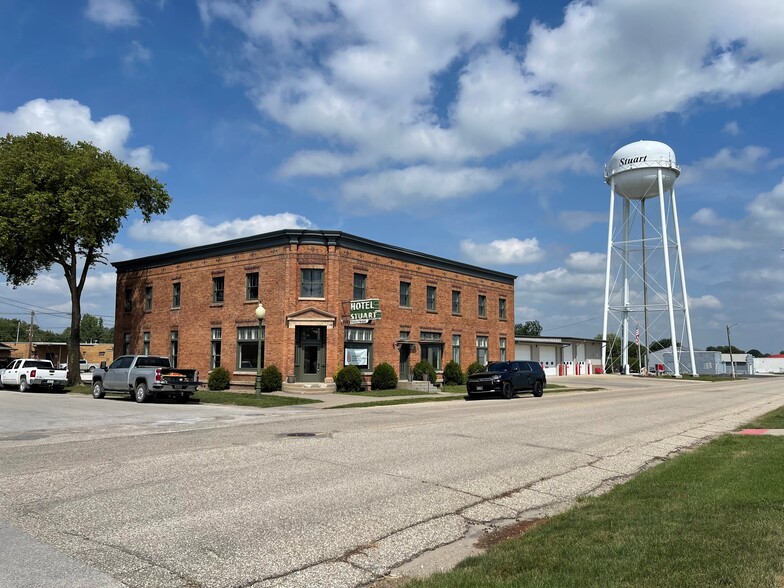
top-left (399, 344), bottom-right (411, 381)
top-left (295, 326), bottom-right (326, 382)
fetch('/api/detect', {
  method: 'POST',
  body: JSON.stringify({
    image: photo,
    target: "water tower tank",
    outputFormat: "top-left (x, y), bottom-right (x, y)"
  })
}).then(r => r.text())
top-left (605, 140), bottom-right (680, 199)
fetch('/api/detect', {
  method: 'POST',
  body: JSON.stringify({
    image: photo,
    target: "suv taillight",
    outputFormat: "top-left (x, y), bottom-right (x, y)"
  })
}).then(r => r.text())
top-left (155, 369), bottom-right (162, 382)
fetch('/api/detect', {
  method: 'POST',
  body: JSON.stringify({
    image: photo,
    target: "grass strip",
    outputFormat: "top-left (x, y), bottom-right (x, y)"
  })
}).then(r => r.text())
top-left (406, 406), bottom-right (784, 588)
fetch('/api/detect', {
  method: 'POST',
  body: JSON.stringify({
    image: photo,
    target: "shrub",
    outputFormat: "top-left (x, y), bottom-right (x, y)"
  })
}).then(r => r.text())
top-left (335, 365), bottom-right (363, 392)
top-left (412, 360), bottom-right (437, 385)
top-left (207, 367), bottom-right (231, 391)
top-left (443, 360), bottom-right (464, 385)
top-left (466, 361), bottom-right (486, 376)
top-left (371, 362), bottom-right (398, 390)
top-left (260, 364), bottom-right (283, 392)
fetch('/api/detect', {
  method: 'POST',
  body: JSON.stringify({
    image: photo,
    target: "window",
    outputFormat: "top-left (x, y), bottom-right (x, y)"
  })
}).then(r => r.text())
top-left (246, 272), bottom-right (259, 301)
top-left (123, 333), bottom-right (131, 355)
top-left (110, 356), bottom-right (134, 369)
top-left (124, 288), bottom-right (132, 312)
top-left (142, 332), bottom-right (150, 355)
top-left (211, 328), bottom-right (222, 369)
top-left (476, 336), bottom-right (489, 365)
top-left (499, 337), bottom-right (507, 361)
top-left (478, 294), bottom-right (487, 318)
top-left (427, 285), bottom-right (437, 312)
top-left (452, 334), bottom-right (461, 364)
top-left (499, 298), bottom-right (507, 320)
top-left (212, 276), bottom-right (224, 304)
top-left (237, 326), bottom-right (264, 370)
top-left (172, 282), bottom-right (181, 308)
top-left (345, 327), bottom-right (373, 370)
top-left (399, 281), bottom-right (411, 307)
top-left (300, 269), bottom-right (324, 298)
top-left (399, 330), bottom-right (410, 340)
top-left (353, 273), bottom-right (367, 300)
top-left (144, 286), bottom-right (153, 312)
top-left (452, 290), bottom-right (461, 315)
top-left (170, 330), bottom-right (178, 368)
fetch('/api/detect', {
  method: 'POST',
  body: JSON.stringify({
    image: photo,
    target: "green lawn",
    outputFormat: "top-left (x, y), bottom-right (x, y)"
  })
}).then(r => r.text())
top-left (405, 406), bottom-right (784, 588)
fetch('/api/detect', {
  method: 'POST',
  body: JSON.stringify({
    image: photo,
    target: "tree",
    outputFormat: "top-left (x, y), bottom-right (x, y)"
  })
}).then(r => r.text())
top-left (0, 133), bottom-right (171, 384)
top-left (747, 349), bottom-right (764, 358)
top-left (516, 320), bottom-right (543, 336)
top-left (62, 314), bottom-right (114, 344)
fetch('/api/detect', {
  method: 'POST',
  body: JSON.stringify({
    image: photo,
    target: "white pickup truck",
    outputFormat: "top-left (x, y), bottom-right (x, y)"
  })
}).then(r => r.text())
top-left (0, 359), bottom-right (68, 392)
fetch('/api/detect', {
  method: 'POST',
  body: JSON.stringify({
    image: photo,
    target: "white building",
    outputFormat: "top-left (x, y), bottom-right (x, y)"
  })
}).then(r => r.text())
top-left (515, 336), bottom-right (603, 377)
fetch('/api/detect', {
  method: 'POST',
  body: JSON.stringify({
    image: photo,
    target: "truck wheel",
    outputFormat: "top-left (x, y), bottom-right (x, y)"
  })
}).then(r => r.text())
top-left (502, 381), bottom-right (515, 399)
top-left (533, 381), bottom-right (544, 397)
top-left (92, 380), bottom-right (105, 399)
top-left (19, 378), bottom-right (29, 392)
top-left (89, 366), bottom-right (95, 373)
top-left (134, 382), bottom-right (149, 403)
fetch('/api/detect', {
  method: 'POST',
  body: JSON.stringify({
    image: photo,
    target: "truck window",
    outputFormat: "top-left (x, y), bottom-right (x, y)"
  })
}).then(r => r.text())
top-left (136, 356), bottom-right (170, 368)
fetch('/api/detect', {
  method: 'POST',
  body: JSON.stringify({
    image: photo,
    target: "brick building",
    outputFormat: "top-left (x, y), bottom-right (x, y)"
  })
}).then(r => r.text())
top-left (112, 230), bottom-right (516, 388)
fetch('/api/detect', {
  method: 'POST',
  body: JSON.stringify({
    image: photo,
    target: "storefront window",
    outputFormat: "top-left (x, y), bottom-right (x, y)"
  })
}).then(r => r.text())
top-left (345, 327), bottom-right (373, 369)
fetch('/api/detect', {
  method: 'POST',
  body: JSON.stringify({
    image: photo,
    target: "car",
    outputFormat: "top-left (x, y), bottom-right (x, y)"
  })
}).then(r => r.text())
top-left (466, 360), bottom-right (547, 399)
top-left (59, 358), bottom-right (98, 372)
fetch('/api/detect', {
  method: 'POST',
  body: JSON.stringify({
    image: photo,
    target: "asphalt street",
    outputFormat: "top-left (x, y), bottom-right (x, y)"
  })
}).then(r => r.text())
top-left (1, 375), bottom-right (783, 588)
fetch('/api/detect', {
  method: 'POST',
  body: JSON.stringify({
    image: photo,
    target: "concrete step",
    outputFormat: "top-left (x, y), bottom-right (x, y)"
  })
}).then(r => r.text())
top-left (282, 381), bottom-right (337, 395)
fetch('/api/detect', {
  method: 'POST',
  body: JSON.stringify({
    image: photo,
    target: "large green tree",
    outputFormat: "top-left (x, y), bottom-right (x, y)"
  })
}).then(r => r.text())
top-left (515, 320), bottom-right (543, 336)
top-left (0, 133), bottom-right (171, 384)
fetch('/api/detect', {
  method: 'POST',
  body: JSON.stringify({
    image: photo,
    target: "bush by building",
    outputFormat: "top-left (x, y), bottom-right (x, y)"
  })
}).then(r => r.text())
top-left (207, 367), bottom-right (231, 391)
top-left (335, 365), bottom-right (363, 392)
top-left (412, 360), bottom-right (437, 384)
top-left (443, 360), bottom-right (465, 385)
top-left (466, 361), bottom-right (486, 376)
top-left (371, 362), bottom-right (398, 390)
top-left (260, 364), bottom-right (283, 392)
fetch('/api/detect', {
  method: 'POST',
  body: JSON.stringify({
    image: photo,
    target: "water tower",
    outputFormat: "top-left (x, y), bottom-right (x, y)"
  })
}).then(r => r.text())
top-left (601, 140), bottom-right (696, 376)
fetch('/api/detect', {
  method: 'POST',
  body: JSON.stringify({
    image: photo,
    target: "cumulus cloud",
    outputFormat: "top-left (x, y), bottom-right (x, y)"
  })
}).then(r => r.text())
top-left (723, 121), bottom-right (740, 135)
top-left (565, 251), bottom-right (605, 273)
top-left (460, 238), bottom-right (544, 265)
top-left (341, 166), bottom-right (505, 210)
top-left (688, 236), bottom-right (751, 253)
top-left (689, 294), bottom-right (722, 309)
top-left (85, 0), bottom-right (140, 28)
top-left (519, 267), bottom-right (605, 302)
top-left (123, 40), bottom-right (152, 69)
top-left (0, 99), bottom-right (167, 173)
top-left (691, 208), bottom-right (724, 226)
top-left (746, 178), bottom-right (784, 237)
top-left (128, 213), bottom-right (315, 247)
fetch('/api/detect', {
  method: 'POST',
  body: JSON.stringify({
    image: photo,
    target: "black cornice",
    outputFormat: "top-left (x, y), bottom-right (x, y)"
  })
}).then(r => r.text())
top-left (112, 230), bottom-right (517, 284)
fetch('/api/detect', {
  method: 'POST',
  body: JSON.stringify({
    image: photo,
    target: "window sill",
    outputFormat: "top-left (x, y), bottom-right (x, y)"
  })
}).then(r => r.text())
top-left (233, 370), bottom-right (258, 375)
top-left (426, 309), bottom-right (438, 314)
top-left (244, 299), bottom-right (259, 304)
top-left (299, 297), bottom-right (326, 301)
top-left (478, 315), bottom-right (487, 320)
top-left (210, 303), bottom-right (224, 308)
top-left (171, 306), bottom-right (180, 311)
top-left (452, 313), bottom-right (462, 317)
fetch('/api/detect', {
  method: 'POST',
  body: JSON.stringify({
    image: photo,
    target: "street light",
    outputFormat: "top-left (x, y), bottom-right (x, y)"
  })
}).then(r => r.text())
top-left (726, 323), bottom-right (739, 379)
top-left (255, 302), bottom-right (266, 397)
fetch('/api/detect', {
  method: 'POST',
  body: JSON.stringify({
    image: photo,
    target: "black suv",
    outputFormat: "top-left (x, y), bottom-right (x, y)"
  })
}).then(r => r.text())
top-left (466, 361), bottom-right (546, 399)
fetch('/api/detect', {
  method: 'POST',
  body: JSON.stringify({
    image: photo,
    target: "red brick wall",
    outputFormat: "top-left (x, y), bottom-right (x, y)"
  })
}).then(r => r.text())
top-left (114, 241), bottom-right (515, 384)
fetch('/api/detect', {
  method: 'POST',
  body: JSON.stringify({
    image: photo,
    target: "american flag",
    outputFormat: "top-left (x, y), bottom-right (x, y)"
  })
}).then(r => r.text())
top-left (635, 326), bottom-right (640, 345)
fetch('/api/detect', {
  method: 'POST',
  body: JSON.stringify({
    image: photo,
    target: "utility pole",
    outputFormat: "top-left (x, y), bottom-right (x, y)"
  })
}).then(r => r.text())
top-left (28, 310), bottom-right (35, 358)
top-left (726, 323), bottom-right (739, 379)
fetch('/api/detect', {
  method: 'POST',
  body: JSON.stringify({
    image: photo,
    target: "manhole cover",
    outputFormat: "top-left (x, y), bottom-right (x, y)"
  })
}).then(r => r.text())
top-left (278, 432), bottom-right (330, 438)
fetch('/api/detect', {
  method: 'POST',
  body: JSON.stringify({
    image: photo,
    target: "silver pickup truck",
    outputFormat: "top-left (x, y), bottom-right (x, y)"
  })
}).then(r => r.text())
top-left (91, 355), bottom-right (199, 403)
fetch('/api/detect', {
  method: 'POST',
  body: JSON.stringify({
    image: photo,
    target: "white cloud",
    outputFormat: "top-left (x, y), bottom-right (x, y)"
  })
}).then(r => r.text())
top-left (460, 237), bottom-right (543, 265)
top-left (123, 40), bottom-right (152, 68)
top-left (0, 99), bottom-right (167, 173)
top-left (341, 166), bottom-right (505, 210)
top-left (746, 178), bottom-right (784, 237)
top-left (557, 210), bottom-right (607, 232)
top-left (128, 213), bottom-right (315, 247)
top-left (723, 121), bottom-right (740, 135)
top-left (691, 208), bottom-right (724, 226)
top-left (519, 267), bottom-right (605, 303)
top-left (565, 251), bottom-right (605, 273)
top-left (689, 294), bottom-right (721, 309)
top-left (85, 0), bottom-right (140, 28)
top-left (688, 236), bottom-right (751, 253)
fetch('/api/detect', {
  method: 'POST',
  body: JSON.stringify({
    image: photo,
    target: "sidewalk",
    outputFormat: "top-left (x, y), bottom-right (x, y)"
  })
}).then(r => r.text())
top-left (265, 389), bottom-right (460, 409)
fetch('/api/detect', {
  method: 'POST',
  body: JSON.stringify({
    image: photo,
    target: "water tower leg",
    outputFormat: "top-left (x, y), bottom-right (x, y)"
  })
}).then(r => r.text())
top-left (622, 197), bottom-right (630, 374)
top-left (658, 170), bottom-right (680, 377)
top-left (601, 182), bottom-right (615, 372)
top-left (671, 186), bottom-right (698, 376)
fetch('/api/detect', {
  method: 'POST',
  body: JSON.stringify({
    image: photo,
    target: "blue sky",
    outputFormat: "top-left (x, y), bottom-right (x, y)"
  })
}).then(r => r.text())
top-left (1, 0), bottom-right (783, 354)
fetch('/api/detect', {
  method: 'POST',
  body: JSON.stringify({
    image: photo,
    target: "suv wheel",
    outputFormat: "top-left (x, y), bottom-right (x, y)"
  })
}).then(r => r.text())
top-left (533, 380), bottom-right (544, 397)
top-left (501, 381), bottom-right (515, 399)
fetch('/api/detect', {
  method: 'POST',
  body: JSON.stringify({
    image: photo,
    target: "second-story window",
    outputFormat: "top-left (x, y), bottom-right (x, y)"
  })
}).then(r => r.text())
top-left (144, 286), bottom-right (153, 312)
top-left (427, 285), bottom-right (437, 312)
top-left (399, 281), bottom-right (411, 307)
top-left (246, 272), bottom-right (259, 301)
top-left (353, 273), bottom-right (367, 300)
top-left (124, 288), bottom-right (132, 312)
top-left (212, 276), bottom-right (224, 304)
top-left (499, 297), bottom-right (507, 320)
top-left (172, 283), bottom-right (181, 308)
top-left (452, 290), bottom-right (461, 314)
top-left (478, 294), bottom-right (487, 318)
top-left (300, 269), bottom-right (324, 297)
